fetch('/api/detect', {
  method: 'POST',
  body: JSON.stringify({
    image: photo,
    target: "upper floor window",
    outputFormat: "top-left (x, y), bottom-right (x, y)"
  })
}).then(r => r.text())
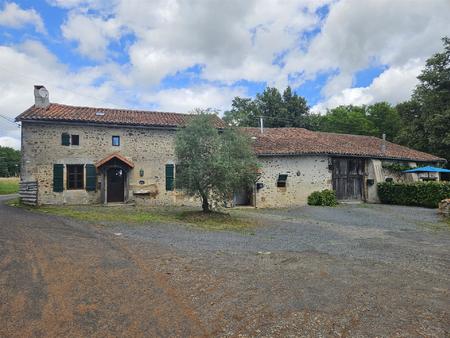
top-left (67, 164), bottom-right (84, 190)
top-left (61, 133), bottom-right (79, 146)
top-left (71, 134), bottom-right (79, 146)
top-left (277, 174), bottom-right (288, 188)
top-left (112, 136), bottom-right (120, 146)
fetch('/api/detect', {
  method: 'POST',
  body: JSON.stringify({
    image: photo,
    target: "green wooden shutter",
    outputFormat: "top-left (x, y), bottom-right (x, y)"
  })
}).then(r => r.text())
top-left (53, 164), bottom-right (64, 192)
top-left (61, 133), bottom-right (70, 146)
top-left (165, 164), bottom-right (174, 191)
top-left (85, 164), bottom-right (97, 191)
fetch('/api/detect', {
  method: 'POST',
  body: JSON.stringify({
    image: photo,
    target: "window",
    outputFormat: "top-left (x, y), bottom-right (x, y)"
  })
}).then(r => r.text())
top-left (61, 133), bottom-right (79, 146)
top-left (112, 136), bottom-right (120, 146)
top-left (277, 174), bottom-right (288, 188)
top-left (71, 134), bottom-right (79, 146)
top-left (67, 164), bottom-right (84, 190)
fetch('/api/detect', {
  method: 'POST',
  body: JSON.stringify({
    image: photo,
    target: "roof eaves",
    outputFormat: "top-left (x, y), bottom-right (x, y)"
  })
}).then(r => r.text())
top-left (256, 152), bottom-right (445, 162)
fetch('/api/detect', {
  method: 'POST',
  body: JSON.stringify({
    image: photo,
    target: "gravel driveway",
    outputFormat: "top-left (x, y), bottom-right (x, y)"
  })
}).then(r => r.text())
top-left (1, 197), bottom-right (449, 337)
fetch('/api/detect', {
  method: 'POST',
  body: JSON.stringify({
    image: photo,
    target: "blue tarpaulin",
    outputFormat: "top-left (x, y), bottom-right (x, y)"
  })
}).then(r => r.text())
top-left (403, 166), bottom-right (450, 173)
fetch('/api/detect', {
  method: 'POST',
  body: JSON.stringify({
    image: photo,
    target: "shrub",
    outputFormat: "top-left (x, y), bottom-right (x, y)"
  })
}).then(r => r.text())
top-left (307, 189), bottom-right (338, 206)
top-left (377, 182), bottom-right (450, 208)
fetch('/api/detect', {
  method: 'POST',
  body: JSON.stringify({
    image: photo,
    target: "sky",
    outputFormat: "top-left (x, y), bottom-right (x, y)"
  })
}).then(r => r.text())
top-left (0, 0), bottom-right (449, 150)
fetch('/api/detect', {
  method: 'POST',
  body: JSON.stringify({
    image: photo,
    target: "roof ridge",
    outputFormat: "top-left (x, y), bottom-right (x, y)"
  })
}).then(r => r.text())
top-left (49, 102), bottom-right (190, 116)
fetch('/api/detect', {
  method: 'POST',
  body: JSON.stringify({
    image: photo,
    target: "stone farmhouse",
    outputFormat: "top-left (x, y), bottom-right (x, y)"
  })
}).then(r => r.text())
top-left (16, 86), bottom-right (445, 207)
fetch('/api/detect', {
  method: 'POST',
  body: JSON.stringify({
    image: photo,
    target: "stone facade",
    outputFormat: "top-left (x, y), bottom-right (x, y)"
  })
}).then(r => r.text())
top-left (254, 156), bottom-right (332, 208)
top-left (21, 121), bottom-right (197, 206)
top-left (21, 121), bottom-right (427, 208)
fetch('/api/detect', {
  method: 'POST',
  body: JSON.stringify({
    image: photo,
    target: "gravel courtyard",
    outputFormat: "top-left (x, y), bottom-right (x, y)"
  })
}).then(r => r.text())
top-left (1, 196), bottom-right (449, 337)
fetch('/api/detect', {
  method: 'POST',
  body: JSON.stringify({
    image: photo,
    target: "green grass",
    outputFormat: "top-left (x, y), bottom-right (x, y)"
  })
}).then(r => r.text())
top-left (7, 200), bottom-right (258, 232)
top-left (0, 177), bottom-right (19, 195)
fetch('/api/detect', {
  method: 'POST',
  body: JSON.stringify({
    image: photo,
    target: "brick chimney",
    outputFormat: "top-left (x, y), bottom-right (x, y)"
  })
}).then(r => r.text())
top-left (34, 85), bottom-right (49, 108)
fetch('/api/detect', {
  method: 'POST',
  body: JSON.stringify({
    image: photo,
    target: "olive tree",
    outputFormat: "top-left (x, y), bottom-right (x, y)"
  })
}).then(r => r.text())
top-left (175, 111), bottom-right (258, 212)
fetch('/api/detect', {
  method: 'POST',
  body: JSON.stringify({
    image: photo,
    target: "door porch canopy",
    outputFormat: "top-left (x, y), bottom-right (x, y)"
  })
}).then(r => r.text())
top-left (95, 153), bottom-right (134, 169)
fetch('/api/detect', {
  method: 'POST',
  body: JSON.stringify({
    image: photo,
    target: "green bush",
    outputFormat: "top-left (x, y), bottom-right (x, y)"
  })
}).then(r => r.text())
top-left (377, 182), bottom-right (450, 208)
top-left (307, 189), bottom-right (338, 206)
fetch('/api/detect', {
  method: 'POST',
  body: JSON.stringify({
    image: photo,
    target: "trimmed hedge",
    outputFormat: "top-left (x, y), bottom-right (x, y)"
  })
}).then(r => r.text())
top-left (377, 182), bottom-right (450, 208)
top-left (307, 189), bottom-right (338, 206)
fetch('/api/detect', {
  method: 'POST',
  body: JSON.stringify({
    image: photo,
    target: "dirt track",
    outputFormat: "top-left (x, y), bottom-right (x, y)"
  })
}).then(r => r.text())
top-left (0, 197), bottom-right (206, 337)
top-left (1, 196), bottom-right (449, 337)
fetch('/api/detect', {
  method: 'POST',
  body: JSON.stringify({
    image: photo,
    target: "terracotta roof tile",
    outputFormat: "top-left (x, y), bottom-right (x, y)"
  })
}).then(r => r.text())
top-left (95, 153), bottom-right (134, 168)
top-left (243, 128), bottom-right (445, 163)
top-left (16, 103), bottom-right (226, 128)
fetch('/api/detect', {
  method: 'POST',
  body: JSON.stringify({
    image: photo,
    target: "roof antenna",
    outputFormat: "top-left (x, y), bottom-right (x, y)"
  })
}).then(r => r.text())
top-left (381, 133), bottom-right (386, 154)
top-left (259, 116), bottom-right (264, 134)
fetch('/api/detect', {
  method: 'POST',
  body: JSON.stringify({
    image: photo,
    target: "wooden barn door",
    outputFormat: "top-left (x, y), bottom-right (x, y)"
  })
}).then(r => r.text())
top-left (332, 158), bottom-right (365, 200)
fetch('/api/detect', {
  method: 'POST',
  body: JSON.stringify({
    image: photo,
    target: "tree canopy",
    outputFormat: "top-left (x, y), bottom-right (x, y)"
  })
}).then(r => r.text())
top-left (223, 86), bottom-right (311, 128)
top-left (395, 37), bottom-right (450, 164)
top-left (316, 102), bottom-right (401, 141)
top-left (0, 146), bottom-right (20, 177)
top-left (175, 111), bottom-right (258, 212)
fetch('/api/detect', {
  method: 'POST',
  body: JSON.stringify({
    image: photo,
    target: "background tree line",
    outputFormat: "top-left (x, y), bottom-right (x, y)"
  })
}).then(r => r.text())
top-left (224, 37), bottom-right (450, 167)
top-left (0, 146), bottom-right (20, 177)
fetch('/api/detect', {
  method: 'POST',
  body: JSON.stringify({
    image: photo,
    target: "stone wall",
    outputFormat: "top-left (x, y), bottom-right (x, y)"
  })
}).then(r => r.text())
top-left (439, 199), bottom-right (450, 217)
top-left (255, 156), bottom-right (332, 208)
top-left (20, 121), bottom-right (196, 206)
top-left (366, 159), bottom-right (421, 203)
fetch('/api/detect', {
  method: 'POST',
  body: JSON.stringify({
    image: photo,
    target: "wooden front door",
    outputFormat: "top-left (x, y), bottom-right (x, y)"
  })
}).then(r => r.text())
top-left (332, 158), bottom-right (365, 200)
top-left (107, 167), bottom-right (125, 202)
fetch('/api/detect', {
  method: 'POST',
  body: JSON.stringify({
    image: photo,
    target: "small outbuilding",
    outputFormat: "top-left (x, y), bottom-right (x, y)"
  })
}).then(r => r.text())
top-left (241, 128), bottom-right (446, 208)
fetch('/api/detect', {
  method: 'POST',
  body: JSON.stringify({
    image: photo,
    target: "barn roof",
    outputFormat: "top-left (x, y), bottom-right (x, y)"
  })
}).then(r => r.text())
top-left (16, 103), bottom-right (226, 129)
top-left (243, 128), bottom-right (445, 163)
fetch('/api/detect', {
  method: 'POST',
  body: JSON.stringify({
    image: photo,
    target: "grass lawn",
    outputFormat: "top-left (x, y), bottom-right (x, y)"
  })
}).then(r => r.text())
top-left (7, 199), bottom-right (258, 232)
top-left (0, 177), bottom-right (19, 195)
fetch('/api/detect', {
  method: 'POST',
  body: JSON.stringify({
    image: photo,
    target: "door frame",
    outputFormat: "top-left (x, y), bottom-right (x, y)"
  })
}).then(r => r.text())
top-left (101, 164), bottom-right (130, 204)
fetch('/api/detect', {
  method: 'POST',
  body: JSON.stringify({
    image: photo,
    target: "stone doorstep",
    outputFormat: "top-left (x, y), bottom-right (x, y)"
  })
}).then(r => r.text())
top-left (105, 202), bottom-right (136, 207)
top-left (339, 200), bottom-right (363, 205)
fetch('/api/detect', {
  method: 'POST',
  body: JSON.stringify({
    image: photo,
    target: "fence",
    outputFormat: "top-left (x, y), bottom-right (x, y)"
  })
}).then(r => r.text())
top-left (19, 181), bottom-right (38, 206)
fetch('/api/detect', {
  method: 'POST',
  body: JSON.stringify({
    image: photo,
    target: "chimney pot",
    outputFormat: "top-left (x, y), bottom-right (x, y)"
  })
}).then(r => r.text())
top-left (34, 85), bottom-right (49, 108)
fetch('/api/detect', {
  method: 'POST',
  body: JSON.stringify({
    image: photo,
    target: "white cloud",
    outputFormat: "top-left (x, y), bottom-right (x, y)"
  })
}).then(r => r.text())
top-left (0, 41), bottom-right (128, 148)
top-left (143, 85), bottom-right (247, 113)
top-left (3, 0), bottom-right (450, 148)
top-left (285, 0), bottom-right (450, 96)
top-left (312, 59), bottom-right (424, 112)
top-left (62, 14), bottom-right (123, 60)
top-left (0, 136), bottom-right (20, 150)
top-left (59, 0), bottom-right (328, 84)
top-left (0, 2), bottom-right (46, 33)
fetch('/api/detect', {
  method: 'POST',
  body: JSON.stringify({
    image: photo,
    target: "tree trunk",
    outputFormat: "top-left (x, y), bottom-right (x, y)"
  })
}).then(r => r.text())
top-left (201, 193), bottom-right (210, 212)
